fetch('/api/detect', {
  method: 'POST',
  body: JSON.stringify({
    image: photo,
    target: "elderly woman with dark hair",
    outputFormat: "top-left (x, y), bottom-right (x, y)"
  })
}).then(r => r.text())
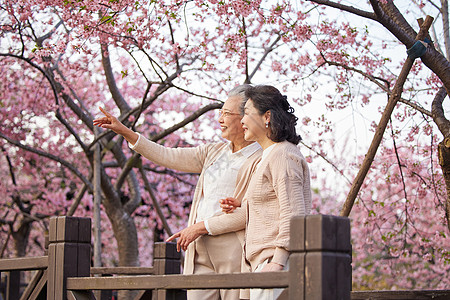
top-left (218, 85), bottom-right (312, 299)
top-left (173, 85), bottom-right (312, 300)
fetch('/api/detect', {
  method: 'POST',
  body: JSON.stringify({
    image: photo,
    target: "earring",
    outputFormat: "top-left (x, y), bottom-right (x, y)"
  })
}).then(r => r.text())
top-left (265, 122), bottom-right (269, 128)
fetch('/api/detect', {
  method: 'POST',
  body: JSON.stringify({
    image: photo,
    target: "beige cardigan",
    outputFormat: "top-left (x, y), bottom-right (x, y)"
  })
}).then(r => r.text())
top-left (130, 134), bottom-right (262, 274)
top-left (208, 141), bottom-right (311, 271)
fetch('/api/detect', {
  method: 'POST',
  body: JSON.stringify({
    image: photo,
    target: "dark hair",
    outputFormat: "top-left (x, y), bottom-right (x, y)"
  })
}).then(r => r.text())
top-left (244, 85), bottom-right (302, 145)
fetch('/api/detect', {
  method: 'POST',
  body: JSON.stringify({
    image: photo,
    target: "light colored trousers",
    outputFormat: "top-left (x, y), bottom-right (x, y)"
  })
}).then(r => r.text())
top-left (187, 232), bottom-right (242, 300)
top-left (249, 258), bottom-right (288, 300)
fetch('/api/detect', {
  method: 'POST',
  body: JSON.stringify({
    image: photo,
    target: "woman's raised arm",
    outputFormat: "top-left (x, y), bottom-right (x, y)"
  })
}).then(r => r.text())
top-left (93, 107), bottom-right (139, 145)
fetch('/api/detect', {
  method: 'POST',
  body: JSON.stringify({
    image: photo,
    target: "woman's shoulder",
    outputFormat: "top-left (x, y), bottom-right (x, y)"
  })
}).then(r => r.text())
top-left (268, 141), bottom-right (307, 167)
top-left (198, 141), bottom-right (229, 156)
top-left (196, 140), bottom-right (226, 149)
top-left (272, 141), bottom-right (303, 156)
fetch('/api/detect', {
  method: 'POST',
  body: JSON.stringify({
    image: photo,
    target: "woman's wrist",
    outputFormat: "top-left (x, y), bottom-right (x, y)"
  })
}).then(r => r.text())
top-left (122, 127), bottom-right (139, 145)
top-left (194, 221), bottom-right (208, 235)
top-left (269, 261), bottom-right (283, 267)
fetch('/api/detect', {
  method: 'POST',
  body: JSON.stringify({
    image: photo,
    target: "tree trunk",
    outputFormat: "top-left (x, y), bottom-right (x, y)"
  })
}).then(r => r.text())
top-left (438, 139), bottom-right (450, 232)
top-left (108, 207), bottom-right (140, 300)
top-left (12, 217), bottom-right (32, 257)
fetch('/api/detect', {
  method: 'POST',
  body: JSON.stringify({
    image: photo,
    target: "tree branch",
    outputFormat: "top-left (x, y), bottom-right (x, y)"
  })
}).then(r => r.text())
top-left (431, 86), bottom-right (450, 136)
top-left (139, 167), bottom-right (173, 237)
top-left (389, 121), bottom-right (408, 203)
top-left (248, 34), bottom-right (282, 82)
top-left (323, 57), bottom-right (432, 117)
top-left (87, 81), bottom-right (173, 150)
top-left (307, 0), bottom-right (377, 20)
top-left (35, 20), bottom-right (63, 47)
top-left (369, 0), bottom-right (416, 47)
top-left (67, 182), bottom-right (89, 216)
top-left (0, 131), bottom-right (93, 192)
top-left (242, 16), bottom-right (250, 84)
top-left (301, 142), bottom-right (352, 185)
top-left (167, 17), bottom-right (180, 71)
top-left (2, 146), bottom-right (17, 186)
top-left (101, 43), bottom-right (131, 113)
top-left (441, 0), bottom-right (450, 59)
top-left (150, 102), bottom-right (222, 142)
top-left (170, 83), bottom-right (223, 102)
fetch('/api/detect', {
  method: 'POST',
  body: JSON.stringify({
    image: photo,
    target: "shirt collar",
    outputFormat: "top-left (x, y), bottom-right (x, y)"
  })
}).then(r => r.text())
top-left (228, 141), bottom-right (261, 158)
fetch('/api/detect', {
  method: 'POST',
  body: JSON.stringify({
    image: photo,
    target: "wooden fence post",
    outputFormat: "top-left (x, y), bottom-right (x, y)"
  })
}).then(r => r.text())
top-left (289, 215), bottom-right (352, 300)
top-left (47, 216), bottom-right (91, 300)
top-left (5, 270), bottom-right (20, 300)
top-left (152, 242), bottom-right (185, 300)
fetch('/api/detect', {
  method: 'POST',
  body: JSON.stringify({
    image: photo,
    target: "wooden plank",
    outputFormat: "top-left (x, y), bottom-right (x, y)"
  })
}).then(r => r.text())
top-left (20, 269), bottom-right (44, 300)
top-left (67, 272), bottom-right (289, 291)
top-left (153, 259), bottom-right (180, 275)
top-left (57, 217), bottom-right (80, 242)
top-left (336, 218), bottom-right (351, 253)
top-left (6, 270), bottom-right (20, 300)
top-left (48, 216), bottom-right (92, 300)
top-left (305, 215), bottom-right (335, 251)
top-left (305, 251), bottom-right (351, 300)
top-left (288, 253), bottom-right (304, 300)
top-left (91, 267), bottom-right (155, 275)
top-left (277, 288), bottom-right (289, 300)
top-left (154, 242), bottom-right (180, 260)
top-left (351, 290), bottom-right (450, 299)
top-left (305, 215), bottom-right (351, 252)
top-left (78, 243), bottom-right (91, 277)
top-left (54, 243), bottom-right (65, 300)
top-left (55, 242), bottom-right (80, 300)
top-left (48, 244), bottom-right (57, 299)
top-left (77, 217), bottom-right (92, 243)
top-left (336, 252), bottom-right (352, 300)
top-left (305, 252), bottom-right (337, 299)
top-left (28, 269), bottom-right (48, 300)
top-left (133, 290), bottom-right (152, 300)
top-left (49, 217), bottom-right (58, 243)
top-left (0, 256), bottom-right (48, 271)
top-left (67, 290), bottom-right (97, 300)
top-left (289, 216), bottom-right (305, 252)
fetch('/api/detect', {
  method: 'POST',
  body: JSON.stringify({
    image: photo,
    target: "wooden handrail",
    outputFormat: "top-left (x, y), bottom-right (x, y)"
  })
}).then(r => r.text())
top-left (67, 271), bottom-right (289, 290)
top-left (351, 289), bottom-right (450, 299)
top-left (90, 266), bottom-right (155, 275)
top-left (0, 256), bottom-right (48, 271)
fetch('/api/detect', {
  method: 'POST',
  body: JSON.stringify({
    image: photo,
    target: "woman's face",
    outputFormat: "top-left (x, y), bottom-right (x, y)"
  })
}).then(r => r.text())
top-left (241, 99), bottom-right (267, 142)
top-left (218, 95), bottom-right (245, 143)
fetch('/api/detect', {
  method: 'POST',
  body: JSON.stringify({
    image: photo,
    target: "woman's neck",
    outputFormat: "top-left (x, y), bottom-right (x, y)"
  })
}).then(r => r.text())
top-left (231, 139), bottom-right (254, 152)
top-left (258, 137), bottom-right (276, 150)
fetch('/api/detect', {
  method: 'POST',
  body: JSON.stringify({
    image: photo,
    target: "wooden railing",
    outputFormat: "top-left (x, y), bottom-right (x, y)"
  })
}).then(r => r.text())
top-left (7, 214), bottom-right (448, 299)
top-left (1, 214), bottom-right (352, 299)
top-left (0, 215), bottom-right (450, 300)
top-left (0, 256), bottom-right (48, 299)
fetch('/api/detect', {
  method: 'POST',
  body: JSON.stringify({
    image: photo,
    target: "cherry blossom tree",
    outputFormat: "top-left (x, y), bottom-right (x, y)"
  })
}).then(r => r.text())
top-left (1, 0), bottom-right (449, 293)
top-left (310, 138), bottom-right (450, 290)
top-left (302, 0), bottom-right (450, 289)
top-left (303, 0), bottom-right (450, 227)
top-left (0, 0), bottom-right (221, 270)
